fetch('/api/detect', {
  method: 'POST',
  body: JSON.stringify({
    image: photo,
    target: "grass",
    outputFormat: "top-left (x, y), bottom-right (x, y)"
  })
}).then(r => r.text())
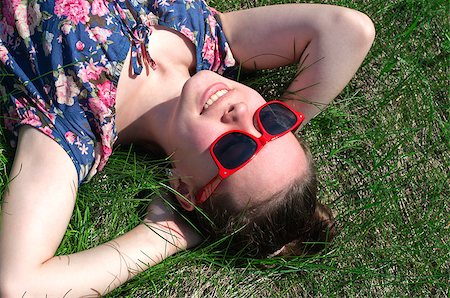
top-left (1, 0), bottom-right (449, 296)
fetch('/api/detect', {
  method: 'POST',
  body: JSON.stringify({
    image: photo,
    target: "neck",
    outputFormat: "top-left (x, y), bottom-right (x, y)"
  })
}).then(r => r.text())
top-left (115, 65), bottom-right (190, 150)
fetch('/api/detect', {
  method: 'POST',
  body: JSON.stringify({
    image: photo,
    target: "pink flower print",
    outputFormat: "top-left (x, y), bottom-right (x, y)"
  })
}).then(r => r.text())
top-left (54, 0), bottom-right (90, 25)
top-left (202, 35), bottom-right (216, 65)
top-left (1, 0), bottom-right (21, 27)
top-left (212, 52), bottom-right (222, 72)
top-left (207, 15), bottom-right (217, 36)
top-left (91, 0), bottom-right (109, 17)
top-left (101, 126), bottom-right (113, 148)
top-left (22, 110), bottom-right (42, 127)
top-left (55, 71), bottom-right (80, 106)
top-left (41, 126), bottom-right (53, 136)
top-left (15, 1), bottom-right (42, 40)
top-left (180, 26), bottom-right (195, 43)
top-left (27, 2), bottom-right (42, 34)
top-left (97, 80), bottom-right (116, 108)
top-left (102, 133), bottom-right (111, 148)
top-left (87, 27), bottom-right (112, 43)
top-left (140, 12), bottom-right (158, 27)
top-left (0, 44), bottom-right (9, 64)
top-left (223, 43), bottom-right (236, 67)
top-left (14, 98), bottom-right (25, 109)
top-left (78, 59), bottom-right (105, 83)
top-left (114, 5), bottom-right (126, 20)
top-left (76, 41), bottom-right (85, 51)
top-left (119, 9), bottom-right (126, 20)
top-left (35, 97), bottom-right (47, 110)
top-left (97, 144), bottom-right (112, 170)
top-left (209, 7), bottom-right (219, 15)
top-left (61, 21), bottom-right (72, 35)
top-left (102, 145), bottom-right (112, 157)
top-left (88, 97), bottom-right (109, 117)
top-left (65, 131), bottom-right (76, 144)
top-left (15, 5), bottom-right (30, 39)
top-left (47, 112), bottom-right (56, 124)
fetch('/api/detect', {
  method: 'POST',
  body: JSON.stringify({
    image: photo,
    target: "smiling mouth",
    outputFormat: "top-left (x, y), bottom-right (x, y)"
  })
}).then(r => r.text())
top-left (202, 89), bottom-right (229, 112)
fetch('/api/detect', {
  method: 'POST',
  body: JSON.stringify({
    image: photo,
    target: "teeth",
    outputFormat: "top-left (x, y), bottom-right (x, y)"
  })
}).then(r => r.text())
top-left (203, 89), bottom-right (228, 111)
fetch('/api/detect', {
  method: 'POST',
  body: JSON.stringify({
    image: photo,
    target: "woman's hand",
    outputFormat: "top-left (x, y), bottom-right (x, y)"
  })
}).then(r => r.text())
top-left (144, 194), bottom-right (203, 250)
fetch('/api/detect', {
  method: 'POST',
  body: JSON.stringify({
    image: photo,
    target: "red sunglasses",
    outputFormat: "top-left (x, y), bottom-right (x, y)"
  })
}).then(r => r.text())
top-left (194, 100), bottom-right (304, 205)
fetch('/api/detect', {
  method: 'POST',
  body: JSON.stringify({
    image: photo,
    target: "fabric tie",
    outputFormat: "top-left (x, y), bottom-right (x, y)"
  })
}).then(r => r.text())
top-left (130, 23), bottom-right (156, 75)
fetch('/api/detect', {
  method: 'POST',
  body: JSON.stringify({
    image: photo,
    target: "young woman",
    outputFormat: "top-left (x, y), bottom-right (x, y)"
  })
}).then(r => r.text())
top-left (0, 0), bottom-right (375, 296)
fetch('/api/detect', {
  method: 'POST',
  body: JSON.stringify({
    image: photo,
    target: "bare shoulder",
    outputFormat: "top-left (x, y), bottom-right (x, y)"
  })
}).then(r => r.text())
top-left (7, 126), bottom-right (78, 193)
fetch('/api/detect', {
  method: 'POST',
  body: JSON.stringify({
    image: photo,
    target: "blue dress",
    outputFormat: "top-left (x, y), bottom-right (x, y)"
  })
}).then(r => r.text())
top-left (0, 0), bottom-right (236, 183)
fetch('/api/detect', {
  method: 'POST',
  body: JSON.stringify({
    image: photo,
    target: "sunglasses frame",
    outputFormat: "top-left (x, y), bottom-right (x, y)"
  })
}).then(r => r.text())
top-left (194, 100), bottom-right (304, 205)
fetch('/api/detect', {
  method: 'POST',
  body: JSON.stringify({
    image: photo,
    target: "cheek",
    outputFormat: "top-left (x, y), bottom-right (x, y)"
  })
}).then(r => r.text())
top-left (173, 144), bottom-right (218, 187)
top-left (171, 122), bottom-right (219, 167)
top-left (250, 91), bottom-right (267, 107)
top-left (176, 116), bottom-right (225, 150)
top-left (241, 86), bottom-right (267, 110)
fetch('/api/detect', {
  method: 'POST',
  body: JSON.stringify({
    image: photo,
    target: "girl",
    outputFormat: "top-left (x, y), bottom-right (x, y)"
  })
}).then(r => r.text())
top-left (0, 0), bottom-right (374, 296)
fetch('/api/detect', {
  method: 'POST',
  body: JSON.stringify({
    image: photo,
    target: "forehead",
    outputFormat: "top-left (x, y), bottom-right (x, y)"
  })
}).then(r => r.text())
top-left (219, 132), bottom-right (307, 210)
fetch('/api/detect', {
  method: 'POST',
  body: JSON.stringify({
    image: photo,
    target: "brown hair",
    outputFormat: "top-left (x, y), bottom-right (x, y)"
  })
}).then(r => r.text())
top-left (188, 138), bottom-right (337, 258)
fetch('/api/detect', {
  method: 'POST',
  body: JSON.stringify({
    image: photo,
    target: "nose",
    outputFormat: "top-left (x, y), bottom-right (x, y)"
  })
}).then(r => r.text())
top-left (221, 102), bottom-right (262, 137)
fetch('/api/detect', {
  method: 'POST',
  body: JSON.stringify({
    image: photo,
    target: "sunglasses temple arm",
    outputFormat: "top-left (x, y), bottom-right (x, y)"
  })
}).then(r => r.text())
top-left (195, 175), bottom-right (223, 205)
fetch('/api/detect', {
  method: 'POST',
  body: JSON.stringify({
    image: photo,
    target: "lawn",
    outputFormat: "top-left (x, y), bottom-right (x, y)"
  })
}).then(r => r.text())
top-left (0, 0), bottom-right (448, 297)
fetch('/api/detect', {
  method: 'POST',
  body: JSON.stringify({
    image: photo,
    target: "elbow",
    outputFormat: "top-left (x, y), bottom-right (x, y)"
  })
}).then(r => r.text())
top-left (332, 7), bottom-right (376, 51)
top-left (353, 10), bottom-right (376, 49)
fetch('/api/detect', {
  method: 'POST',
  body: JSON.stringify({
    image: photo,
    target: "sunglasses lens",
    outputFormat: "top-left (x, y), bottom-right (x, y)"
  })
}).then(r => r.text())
top-left (213, 132), bottom-right (257, 169)
top-left (259, 103), bottom-right (298, 135)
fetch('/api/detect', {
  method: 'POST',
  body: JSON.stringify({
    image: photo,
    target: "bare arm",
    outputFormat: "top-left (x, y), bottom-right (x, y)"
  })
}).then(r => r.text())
top-left (0, 126), bottom-right (199, 297)
top-left (219, 4), bottom-right (375, 124)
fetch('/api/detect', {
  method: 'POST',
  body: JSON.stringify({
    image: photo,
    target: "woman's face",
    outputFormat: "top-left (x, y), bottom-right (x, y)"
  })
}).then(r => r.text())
top-left (168, 70), bottom-right (308, 210)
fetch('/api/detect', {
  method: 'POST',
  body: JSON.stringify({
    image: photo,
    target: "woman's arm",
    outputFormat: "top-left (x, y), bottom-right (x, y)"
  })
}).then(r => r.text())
top-left (218, 4), bottom-right (375, 124)
top-left (0, 126), bottom-right (198, 297)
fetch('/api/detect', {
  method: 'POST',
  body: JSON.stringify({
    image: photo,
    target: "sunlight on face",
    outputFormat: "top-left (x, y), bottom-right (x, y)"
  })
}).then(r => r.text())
top-left (167, 70), bottom-right (307, 210)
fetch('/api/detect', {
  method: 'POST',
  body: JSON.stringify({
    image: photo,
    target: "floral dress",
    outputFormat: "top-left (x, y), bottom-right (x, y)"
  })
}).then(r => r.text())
top-left (0, 0), bottom-right (236, 184)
